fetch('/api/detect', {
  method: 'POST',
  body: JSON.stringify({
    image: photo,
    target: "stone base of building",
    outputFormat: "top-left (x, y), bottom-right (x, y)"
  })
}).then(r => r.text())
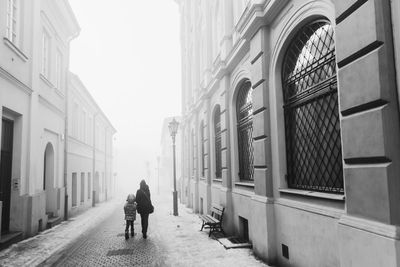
top-left (338, 215), bottom-right (400, 267)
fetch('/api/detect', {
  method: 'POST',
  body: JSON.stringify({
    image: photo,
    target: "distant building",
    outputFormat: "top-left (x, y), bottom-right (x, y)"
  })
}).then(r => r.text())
top-left (67, 73), bottom-right (116, 217)
top-left (159, 117), bottom-right (181, 194)
top-left (176, 0), bottom-right (400, 266)
top-left (0, 0), bottom-right (115, 246)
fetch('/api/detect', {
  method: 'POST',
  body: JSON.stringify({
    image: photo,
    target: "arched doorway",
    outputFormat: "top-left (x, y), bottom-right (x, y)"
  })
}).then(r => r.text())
top-left (43, 143), bottom-right (55, 213)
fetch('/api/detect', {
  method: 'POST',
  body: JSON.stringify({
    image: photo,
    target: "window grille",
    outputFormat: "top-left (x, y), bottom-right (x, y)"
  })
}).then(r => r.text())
top-left (282, 19), bottom-right (343, 193)
top-left (200, 121), bottom-right (206, 177)
top-left (191, 130), bottom-right (195, 176)
top-left (214, 106), bottom-right (222, 179)
top-left (236, 81), bottom-right (254, 181)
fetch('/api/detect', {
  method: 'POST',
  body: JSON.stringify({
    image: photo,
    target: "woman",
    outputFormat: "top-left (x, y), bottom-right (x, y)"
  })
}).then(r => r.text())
top-left (135, 179), bottom-right (153, 239)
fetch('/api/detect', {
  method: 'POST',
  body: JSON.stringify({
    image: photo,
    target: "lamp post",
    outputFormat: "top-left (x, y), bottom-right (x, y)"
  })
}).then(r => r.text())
top-left (168, 117), bottom-right (179, 216)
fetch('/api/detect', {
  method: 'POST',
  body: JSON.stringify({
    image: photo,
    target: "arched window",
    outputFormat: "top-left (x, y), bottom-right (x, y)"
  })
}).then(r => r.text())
top-left (214, 106), bottom-right (222, 179)
top-left (282, 19), bottom-right (343, 193)
top-left (200, 121), bottom-right (206, 177)
top-left (236, 81), bottom-right (254, 181)
top-left (191, 130), bottom-right (195, 177)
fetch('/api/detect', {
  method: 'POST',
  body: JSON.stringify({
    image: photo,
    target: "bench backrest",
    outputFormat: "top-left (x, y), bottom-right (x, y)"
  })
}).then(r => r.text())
top-left (211, 205), bottom-right (225, 221)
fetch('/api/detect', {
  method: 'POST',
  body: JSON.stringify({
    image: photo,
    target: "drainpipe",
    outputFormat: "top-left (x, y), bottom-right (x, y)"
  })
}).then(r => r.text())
top-left (64, 73), bottom-right (69, 221)
top-left (104, 126), bottom-right (108, 201)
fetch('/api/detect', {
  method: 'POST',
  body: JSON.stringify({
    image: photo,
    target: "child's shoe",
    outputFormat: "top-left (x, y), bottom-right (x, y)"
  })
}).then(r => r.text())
top-left (125, 231), bottom-right (129, 240)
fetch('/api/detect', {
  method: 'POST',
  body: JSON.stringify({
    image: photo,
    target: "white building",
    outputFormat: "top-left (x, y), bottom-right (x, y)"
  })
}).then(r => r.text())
top-left (67, 73), bottom-right (116, 217)
top-left (0, 0), bottom-right (115, 247)
top-left (176, 0), bottom-right (400, 266)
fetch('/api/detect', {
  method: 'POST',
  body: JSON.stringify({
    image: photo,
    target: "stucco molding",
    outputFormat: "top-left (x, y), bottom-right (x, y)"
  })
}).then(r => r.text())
top-left (0, 66), bottom-right (32, 96)
top-left (3, 37), bottom-right (29, 62)
top-left (275, 197), bottom-right (344, 219)
top-left (251, 194), bottom-right (274, 204)
top-left (236, 0), bottom-right (291, 40)
top-left (38, 94), bottom-right (65, 119)
top-left (339, 215), bottom-right (400, 240)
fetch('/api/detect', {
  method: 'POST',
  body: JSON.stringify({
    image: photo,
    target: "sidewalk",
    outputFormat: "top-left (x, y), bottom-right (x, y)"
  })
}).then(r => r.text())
top-left (0, 200), bottom-right (119, 267)
top-left (152, 193), bottom-right (270, 267)
top-left (0, 192), bottom-right (270, 267)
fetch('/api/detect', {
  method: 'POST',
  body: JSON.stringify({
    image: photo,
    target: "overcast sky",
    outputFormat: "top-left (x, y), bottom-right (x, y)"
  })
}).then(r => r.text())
top-left (69, 0), bottom-right (182, 192)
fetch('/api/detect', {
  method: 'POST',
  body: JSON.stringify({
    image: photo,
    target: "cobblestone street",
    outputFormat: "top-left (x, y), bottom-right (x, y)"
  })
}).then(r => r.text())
top-left (0, 192), bottom-right (269, 267)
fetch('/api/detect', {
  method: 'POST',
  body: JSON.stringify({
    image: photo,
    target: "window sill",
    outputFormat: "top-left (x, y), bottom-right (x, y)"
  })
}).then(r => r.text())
top-left (40, 73), bottom-right (54, 88)
top-left (3, 37), bottom-right (28, 62)
top-left (279, 188), bottom-right (345, 201)
top-left (54, 87), bottom-right (65, 98)
top-left (213, 178), bottom-right (222, 183)
top-left (235, 181), bottom-right (254, 188)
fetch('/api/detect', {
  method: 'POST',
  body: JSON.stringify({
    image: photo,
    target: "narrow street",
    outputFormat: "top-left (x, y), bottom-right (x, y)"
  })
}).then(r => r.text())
top-left (0, 192), bottom-right (269, 267)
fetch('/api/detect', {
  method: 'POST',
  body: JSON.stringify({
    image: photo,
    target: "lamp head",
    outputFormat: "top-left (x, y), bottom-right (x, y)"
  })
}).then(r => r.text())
top-left (168, 117), bottom-right (179, 138)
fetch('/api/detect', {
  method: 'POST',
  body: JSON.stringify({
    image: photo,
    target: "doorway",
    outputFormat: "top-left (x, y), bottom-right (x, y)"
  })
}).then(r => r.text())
top-left (0, 118), bottom-right (13, 233)
top-left (44, 143), bottom-right (55, 213)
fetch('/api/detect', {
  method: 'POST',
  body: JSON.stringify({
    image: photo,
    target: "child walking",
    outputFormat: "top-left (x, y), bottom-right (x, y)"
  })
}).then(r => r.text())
top-left (124, 194), bottom-right (137, 239)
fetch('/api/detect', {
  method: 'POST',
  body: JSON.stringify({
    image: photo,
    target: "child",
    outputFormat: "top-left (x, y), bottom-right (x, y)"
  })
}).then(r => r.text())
top-left (124, 194), bottom-right (137, 239)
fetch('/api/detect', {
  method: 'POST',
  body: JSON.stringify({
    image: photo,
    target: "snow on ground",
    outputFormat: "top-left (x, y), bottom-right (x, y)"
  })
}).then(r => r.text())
top-left (0, 191), bottom-right (271, 267)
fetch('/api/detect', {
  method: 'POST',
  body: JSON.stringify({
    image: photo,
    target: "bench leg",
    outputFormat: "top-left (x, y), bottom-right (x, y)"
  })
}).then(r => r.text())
top-left (200, 222), bottom-right (205, 231)
top-left (219, 224), bottom-right (225, 236)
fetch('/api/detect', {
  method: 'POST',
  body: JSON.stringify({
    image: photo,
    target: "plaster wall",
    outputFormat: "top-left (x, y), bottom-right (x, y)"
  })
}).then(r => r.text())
top-left (198, 180), bottom-right (209, 214)
top-left (274, 203), bottom-right (341, 267)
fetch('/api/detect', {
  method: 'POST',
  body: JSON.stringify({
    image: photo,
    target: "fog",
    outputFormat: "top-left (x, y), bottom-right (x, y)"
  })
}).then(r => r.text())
top-left (68, 0), bottom-right (182, 197)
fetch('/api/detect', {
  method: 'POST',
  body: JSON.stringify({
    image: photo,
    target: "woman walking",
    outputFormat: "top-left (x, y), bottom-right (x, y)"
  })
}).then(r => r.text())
top-left (136, 180), bottom-right (153, 239)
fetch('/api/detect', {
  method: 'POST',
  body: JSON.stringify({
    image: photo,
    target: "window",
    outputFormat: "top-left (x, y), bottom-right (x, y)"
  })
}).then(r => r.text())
top-left (55, 50), bottom-right (62, 89)
top-left (41, 30), bottom-right (50, 78)
top-left (200, 121), bottom-right (205, 177)
top-left (80, 172), bottom-right (85, 203)
top-left (282, 19), bottom-right (343, 193)
top-left (72, 173), bottom-right (77, 207)
top-left (73, 103), bottom-right (79, 138)
top-left (88, 116), bottom-right (93, 145)
top-left (6, 0), bottom-right (18, 43)
top-left (88, 173), bottom-right (91, 199)
top-left (81, 110), bottom-right (86, 142)
top-left (236, 81), bottom-right (254, 181)
top-left (214, 106), bottom-right (222, 179)
top-left (191, 130), bottom-right (195, 176)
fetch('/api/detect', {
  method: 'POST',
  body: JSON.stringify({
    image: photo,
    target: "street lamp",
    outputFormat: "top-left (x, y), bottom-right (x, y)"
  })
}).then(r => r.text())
top-left (168, 117), bottom-right (179, 216)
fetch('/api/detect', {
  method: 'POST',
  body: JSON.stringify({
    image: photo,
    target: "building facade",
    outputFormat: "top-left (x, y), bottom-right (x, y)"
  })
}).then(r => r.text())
top-left (67, 73), bottom-right (116, 217)
top-left (0, 0), bottom-right (115, 245)
top-left (177, 0), bottom-right (400, 266)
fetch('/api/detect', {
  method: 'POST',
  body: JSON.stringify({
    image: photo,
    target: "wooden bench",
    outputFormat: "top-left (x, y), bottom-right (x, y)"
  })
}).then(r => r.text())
top-left (199, 205), bottom-right (225, 237)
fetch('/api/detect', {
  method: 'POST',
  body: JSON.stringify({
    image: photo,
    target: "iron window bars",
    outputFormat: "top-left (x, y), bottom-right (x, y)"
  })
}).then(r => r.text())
top-left (214, 106), bottom-right (222, 179)
top-left (282, 19), bottom-right (344, 194)
top-left (201, 121), bottom-right (206, 178)
top-left (191, 130), bottom-right (195, 177)
top-left (236, 81), bottom-right (254, 181)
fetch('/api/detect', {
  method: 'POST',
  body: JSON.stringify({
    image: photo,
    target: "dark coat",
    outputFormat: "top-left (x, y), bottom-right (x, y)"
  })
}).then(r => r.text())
top-left (136, 185), bottom-right (152, 214)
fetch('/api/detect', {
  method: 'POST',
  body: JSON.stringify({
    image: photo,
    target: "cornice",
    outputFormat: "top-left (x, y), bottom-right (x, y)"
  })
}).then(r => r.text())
top-left (0, 66), bottom-right (32, 95)
top-left (38, 94), bottom-right (65, 118)
top-left (238, 0), bottom-right (291, 40)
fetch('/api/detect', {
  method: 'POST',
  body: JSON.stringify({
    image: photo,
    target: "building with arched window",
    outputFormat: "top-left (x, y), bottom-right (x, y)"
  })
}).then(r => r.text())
top-left (176, 0), bottom-right (400, 266)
